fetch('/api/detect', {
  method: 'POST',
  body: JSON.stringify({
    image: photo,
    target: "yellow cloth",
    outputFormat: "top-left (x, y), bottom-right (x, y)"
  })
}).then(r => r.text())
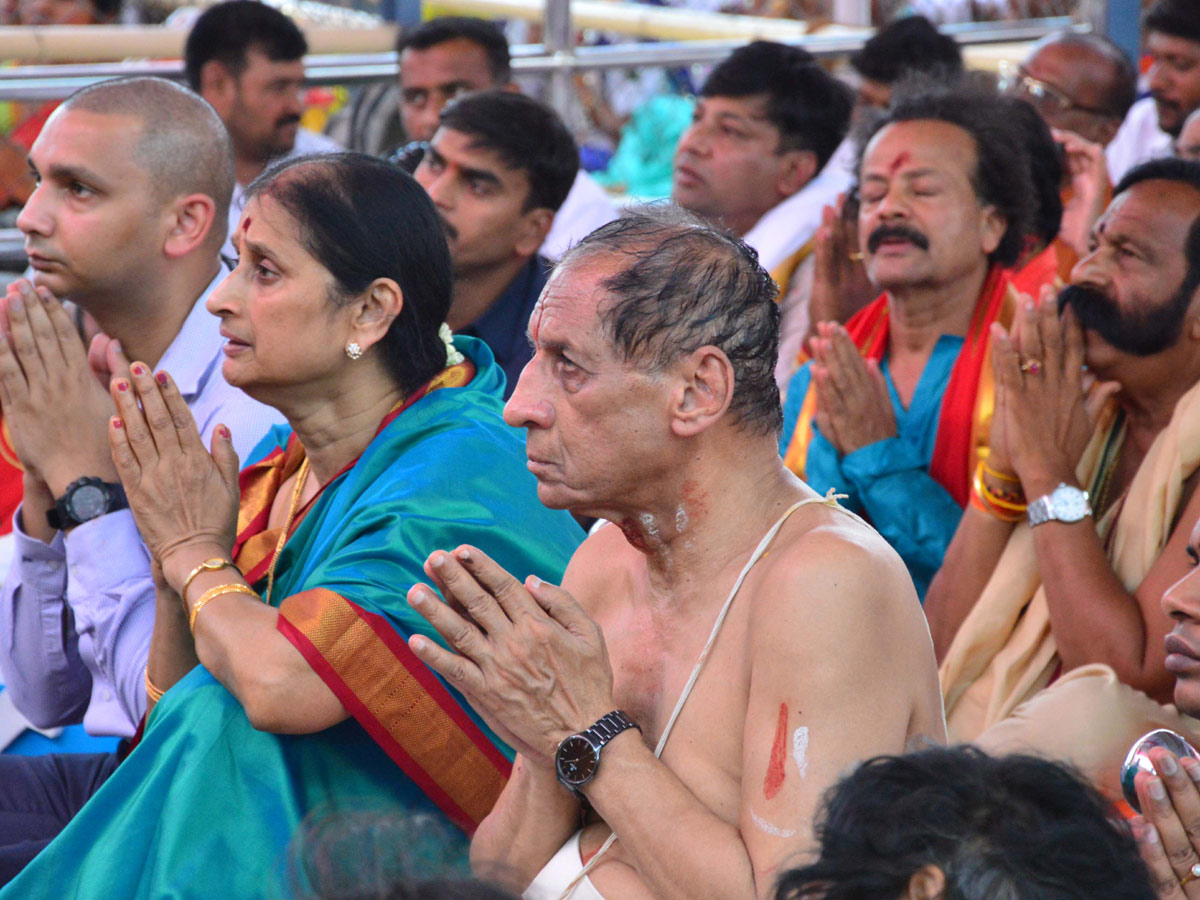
top-left (940, 378), bottom-right (1200, 740)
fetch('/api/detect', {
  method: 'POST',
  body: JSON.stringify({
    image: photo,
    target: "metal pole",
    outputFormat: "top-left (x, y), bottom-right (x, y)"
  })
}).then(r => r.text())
top-left (543, 0), bottom-right (573, 118)
top-left (1091, 0), bottom-right (1141, 64)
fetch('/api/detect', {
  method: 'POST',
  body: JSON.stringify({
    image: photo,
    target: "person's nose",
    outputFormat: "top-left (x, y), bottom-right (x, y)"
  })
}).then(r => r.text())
top-left (205, 267), bottom-right (240, 319)
top-left (1067, 244), bottom-right (1112, 292)
top-left (16, 179), bottom-right (51, 239)
top-left (1164, 566), bottom-right (1200, 626)
top-left (675, 121), bottom-right (711, 160)
top-left (503, 361), bottom-right (554, 430)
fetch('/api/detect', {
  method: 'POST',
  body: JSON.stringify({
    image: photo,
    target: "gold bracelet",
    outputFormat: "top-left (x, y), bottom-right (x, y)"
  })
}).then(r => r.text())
top-left (145, 668), bottom-right (165, 703)
top-left (982, 460), bottom-right (1021, 484)
top-left (181, 558), bottom-right (236, 604)
top-left (189, 583), bottom-right (259, 633)
top-left (973, 462), bottom-right (1027, 513)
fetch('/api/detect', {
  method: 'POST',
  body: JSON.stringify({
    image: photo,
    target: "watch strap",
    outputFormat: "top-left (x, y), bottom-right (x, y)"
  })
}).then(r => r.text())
top-left (582, 710), bottom-right (641, 747)
top-left (1026, 483), bottom-right (1091, 528)
top-left (46, 477), bottom-right (128, 530)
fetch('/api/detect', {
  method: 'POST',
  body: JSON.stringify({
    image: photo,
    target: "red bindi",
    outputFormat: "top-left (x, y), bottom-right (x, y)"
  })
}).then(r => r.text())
top-left (887, 152), bottom-right (911, 176)
top-left (763, 702), bottom-right (788, 799)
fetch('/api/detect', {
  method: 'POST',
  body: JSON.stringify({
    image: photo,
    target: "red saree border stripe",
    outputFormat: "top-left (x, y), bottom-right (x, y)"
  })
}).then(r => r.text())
top-left (278, 612), bottom-right (478, 834)
top-left (349, 601), bottom-right (511, 773)
top-left (276, 588), bottom-right (511, 834)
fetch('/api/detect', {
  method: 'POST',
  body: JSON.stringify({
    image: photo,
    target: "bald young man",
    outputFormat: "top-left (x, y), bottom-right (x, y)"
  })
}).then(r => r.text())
top-left (0, 76), bottom-right (280, 883)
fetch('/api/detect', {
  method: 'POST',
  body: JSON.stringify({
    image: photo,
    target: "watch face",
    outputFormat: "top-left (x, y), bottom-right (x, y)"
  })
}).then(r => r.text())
top-left (556, 735), bottom-right (599, 786)
top-left (68, 484), bottom-right (109, 521)
top-left (1051, 485), bottom-right (1090, 522)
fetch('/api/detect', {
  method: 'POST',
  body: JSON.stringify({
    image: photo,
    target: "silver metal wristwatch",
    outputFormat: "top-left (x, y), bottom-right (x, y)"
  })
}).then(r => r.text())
top-left (1027, 483), bottom-right (1092, 527)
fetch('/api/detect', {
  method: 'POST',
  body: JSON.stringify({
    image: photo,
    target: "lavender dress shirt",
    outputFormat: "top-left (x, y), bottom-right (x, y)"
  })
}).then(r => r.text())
top-left (0, 266), bottom-right (284, 738)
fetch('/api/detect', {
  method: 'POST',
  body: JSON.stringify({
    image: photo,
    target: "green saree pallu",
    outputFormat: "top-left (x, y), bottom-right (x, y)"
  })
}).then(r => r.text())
top-left (2, 337), bottom-right (582, 900)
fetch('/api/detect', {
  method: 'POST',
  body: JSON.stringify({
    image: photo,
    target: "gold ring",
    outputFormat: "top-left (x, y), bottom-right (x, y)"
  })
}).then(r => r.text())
top-left (1180, 862), bottom-right (1200, 887)
top-left (847, 251), bottom-right (864, 262)
top-left (1020, 358), bottom-right (1042, 375)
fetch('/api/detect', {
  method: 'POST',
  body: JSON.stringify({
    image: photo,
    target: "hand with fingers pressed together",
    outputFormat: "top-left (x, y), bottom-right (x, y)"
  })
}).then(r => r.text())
top-left (810, 321), bottom-right (897, 456)
top-left (107, 361), bottom-right (241, 593)
top-left (987, 291), bottom-right (1097, 499)
top-left (0, 279), bottom-right (119, 501)
top-left (407, 545), bottom-right (615, 767)
top-left (1133, 747), bottom-right (1200, 900)
top-left (807, 195), bottom-right (875, 336)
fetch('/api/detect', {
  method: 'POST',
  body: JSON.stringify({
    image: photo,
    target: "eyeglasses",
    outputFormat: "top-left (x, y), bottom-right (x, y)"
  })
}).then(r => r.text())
top-left (997, 61), bottom-right (1115, 119)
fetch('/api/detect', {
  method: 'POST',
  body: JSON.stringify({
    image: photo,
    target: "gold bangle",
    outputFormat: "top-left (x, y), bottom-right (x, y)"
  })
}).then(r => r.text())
top-left (189, 583), bottom-right (259, 633)
top-left (181, 558), bottom-right (236, 604)
top-left (145, 668), bottom-right (165, 703)
top-left (973, 462), bottom-right (1027, 513)
top-left (982, 461), bottom-right (1021, 484)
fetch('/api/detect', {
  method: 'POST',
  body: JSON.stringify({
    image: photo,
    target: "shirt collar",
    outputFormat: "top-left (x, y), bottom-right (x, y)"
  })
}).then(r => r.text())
top-left (156, 263), bottom-right (230, 399)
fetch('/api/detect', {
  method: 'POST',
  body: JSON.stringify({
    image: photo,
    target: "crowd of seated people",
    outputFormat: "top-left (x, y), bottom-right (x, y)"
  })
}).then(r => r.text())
top-left (1, 1), bottom-right (1200, 898)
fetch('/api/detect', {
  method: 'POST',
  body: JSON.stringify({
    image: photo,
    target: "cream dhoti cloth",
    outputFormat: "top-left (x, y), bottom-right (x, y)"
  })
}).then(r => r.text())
top-left (940, 380), bottom-right (1200, 795)
top-left (523, 495), bottom-right (851, 900)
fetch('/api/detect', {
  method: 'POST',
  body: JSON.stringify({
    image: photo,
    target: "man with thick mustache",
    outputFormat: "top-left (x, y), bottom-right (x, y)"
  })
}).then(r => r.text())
top-left (184, 0), bottom-right (341, 247)
top-left (1106, 0), bottom-right (1200, 183)
top-left (414, 91), bottom-right (577, 397)
top-left (927, 158), bottom-right (1200, 796)
top-left (779, 86), bottom-right (1034, 600)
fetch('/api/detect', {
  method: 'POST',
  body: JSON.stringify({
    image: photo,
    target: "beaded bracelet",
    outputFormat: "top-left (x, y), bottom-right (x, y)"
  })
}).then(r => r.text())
top-left (189, 583), bottom-right (259, 633)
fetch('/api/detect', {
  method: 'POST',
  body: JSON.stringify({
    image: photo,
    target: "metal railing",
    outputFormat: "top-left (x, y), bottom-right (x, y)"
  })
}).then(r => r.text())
top-left (0, 12), bottom-right (1084, 266)
top-left (0, 16), bottom-right (1076, 101)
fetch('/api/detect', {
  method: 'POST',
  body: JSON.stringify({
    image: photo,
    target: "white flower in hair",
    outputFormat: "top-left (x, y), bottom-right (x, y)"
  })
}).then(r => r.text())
top-left (440, 323), bottom-right (465, 366)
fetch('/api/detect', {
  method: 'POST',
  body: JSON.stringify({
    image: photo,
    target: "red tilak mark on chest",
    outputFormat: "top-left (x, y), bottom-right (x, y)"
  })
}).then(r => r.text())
top-left (764, 702), bottom-right (788, 799)
top-left (888, 152), bottom-right (911, 176)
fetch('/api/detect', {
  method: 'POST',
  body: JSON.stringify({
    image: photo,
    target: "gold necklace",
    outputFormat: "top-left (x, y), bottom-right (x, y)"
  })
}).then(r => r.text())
top-left (264, 457), bottom-right (310, 606)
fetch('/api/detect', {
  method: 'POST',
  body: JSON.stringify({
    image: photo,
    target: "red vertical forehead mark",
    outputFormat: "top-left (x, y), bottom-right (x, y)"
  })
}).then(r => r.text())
top-left (888, 152), bottom-right (911, 177)
top-left (241, 216), bottom-right (252, 231)
top-left (764, 702), bottom-right (788, 799)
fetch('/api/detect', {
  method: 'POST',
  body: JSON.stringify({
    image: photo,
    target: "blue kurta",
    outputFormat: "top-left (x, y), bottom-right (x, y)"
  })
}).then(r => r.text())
top-left (780, 335), bottom-right (965, 599)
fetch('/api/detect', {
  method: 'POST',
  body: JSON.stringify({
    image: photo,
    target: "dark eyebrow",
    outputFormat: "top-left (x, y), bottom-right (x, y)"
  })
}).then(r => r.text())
top-left (458, 164), bottom-right (502, 188)
top-left (241, 237), bottom-right (280, 262)
top-left (45, 162), bottom-right (110, 192)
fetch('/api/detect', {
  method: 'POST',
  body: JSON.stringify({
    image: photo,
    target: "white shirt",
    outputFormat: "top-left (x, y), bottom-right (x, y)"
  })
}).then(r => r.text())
top-left (1106, 96), bottom-right (1174, 185)
top-left (225, 128), bottom-right (345, 252)
top-left (540, 171), bottom-right (621, 261)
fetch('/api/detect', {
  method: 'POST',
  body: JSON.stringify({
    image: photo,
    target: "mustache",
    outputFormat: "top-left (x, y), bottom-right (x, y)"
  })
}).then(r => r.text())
top-left (866, 224), bottom-right (930, 254)
top-left (1057, 282), bottom-right (1191, 357)
top-left (274, 114), bottom-right (302, 130)
top-left (437, 214), bottom-right (458, 243)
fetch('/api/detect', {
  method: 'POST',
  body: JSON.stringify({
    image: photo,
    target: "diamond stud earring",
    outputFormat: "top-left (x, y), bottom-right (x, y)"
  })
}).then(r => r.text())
top-left (345, 341), bottom-right (363, 360)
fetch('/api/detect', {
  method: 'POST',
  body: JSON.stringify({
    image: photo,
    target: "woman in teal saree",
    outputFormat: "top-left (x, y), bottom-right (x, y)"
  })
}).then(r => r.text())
top-left (0, 153), bottom-right (581, 899)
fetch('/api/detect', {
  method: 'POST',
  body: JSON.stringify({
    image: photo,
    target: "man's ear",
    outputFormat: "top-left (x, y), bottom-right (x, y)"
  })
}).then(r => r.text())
top-left (198, 60), bottom-right (236, 115)
top-left (978, 204), bottom-right (1007, 259)
top-left (350, 277), bottom-right (404, 350)
top-left (669, 345), bottom-right (735, 438)
top-left (776, 148), bottom-right (819, 200)
top-left (904, 865), bottom-right (946, 900)
top-left (514, 207), bottom-right (555, 258)
top-left (163, 193), bottom-right (218, 259)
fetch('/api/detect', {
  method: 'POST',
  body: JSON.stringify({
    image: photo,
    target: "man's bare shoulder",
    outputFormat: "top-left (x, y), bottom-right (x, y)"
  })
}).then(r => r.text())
top-left (560, 521), bottom-right (642, 614)
top-left (748, 503), bottom-right (927, 650)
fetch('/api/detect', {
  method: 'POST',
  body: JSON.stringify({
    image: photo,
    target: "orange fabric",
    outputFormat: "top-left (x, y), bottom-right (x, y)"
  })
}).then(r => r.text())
top-left (278, 587), bottom-right (511, 834)
top-left (783, 268), bottom-right (1016, 507)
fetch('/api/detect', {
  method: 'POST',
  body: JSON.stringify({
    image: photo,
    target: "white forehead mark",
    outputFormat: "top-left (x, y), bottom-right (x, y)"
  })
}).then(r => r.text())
top-left (792, 727), bottom-right (809, 778)
top-left (750, 808), bottom-right (796, 839)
